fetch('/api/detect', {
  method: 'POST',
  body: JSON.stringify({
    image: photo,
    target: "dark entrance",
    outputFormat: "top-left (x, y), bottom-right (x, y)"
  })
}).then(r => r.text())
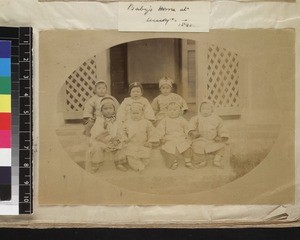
top-left (109, 43), bottom-right (128, 103)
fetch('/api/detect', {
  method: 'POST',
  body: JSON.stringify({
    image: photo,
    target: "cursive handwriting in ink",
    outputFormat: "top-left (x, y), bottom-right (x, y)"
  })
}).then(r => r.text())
top-left (127, 3), bottom-right (153, 15)
top-left (157, 6), bottom-right (176, 12)
top-left (146, 17), bottom-right (177, 26)
top-left (178, 19), bottom-right (193, 28)
top-left (180, 6), bottom-right (190, 11)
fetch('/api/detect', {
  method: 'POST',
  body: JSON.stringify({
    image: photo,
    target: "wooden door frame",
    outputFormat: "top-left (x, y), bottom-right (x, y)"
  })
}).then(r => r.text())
top-left (95, 50), bottom-right (111, 94)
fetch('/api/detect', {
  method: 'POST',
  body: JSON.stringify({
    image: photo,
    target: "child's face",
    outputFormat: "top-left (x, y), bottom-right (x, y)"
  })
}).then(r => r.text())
top-left (167, 104), bottom-right (181, 118)
top-left (160, 84), bottom-right (172, 96)
top-left (130, 87), bottom-right (142, 100)
top-left (95, 83), bottom-right (107, 97)
top-left (200, 103), bottom-right (213, 117)
top-left (102, 103), bottom-right (115, 118)
top-left (130, 107), bottom-right (143, 121)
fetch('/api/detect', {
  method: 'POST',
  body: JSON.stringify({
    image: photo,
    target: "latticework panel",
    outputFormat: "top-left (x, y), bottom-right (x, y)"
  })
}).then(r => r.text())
top-left (207, 45), bottom-right (240, 110)
top-left (65, 56), bottom-right (97, 112)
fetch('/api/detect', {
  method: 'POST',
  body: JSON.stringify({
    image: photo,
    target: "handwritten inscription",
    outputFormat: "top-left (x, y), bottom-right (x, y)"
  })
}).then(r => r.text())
top-left (119, 1), bottom-right (210, 32)
top-left (158, 6), bottom-right (176, 12)
top-left (127, 3), bottom-right (152, 15)
top-left (146, 17), bottom-right (194, 27)
top-left (127, 3), bottom-right (193, 27)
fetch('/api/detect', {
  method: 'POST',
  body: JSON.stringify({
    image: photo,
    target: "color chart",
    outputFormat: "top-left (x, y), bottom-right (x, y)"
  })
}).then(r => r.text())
top-left (0, 40), bottom-right (11, 202)
top-left (0, 27), bottom-right (33, 215)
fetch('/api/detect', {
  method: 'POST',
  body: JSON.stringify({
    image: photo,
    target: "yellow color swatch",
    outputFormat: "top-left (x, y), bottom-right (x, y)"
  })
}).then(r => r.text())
top-left (0, 95), bottom-right (11, 112)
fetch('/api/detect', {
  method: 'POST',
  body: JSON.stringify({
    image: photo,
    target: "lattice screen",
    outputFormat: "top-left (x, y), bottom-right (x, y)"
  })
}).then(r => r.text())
top-left (206, 44), bottom-right (240, 113)
top-left (65, 56), bottom-right (97, 114)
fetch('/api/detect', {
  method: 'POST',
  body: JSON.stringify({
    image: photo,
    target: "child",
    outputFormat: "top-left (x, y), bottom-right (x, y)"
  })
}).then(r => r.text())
top-left (188, 99), bottom-right (229, 168)
top-left (151, 76), bottom-right (188, 123)
top-left (152, 101), bottom-right (193, 170)
top-left (118, 102), bottom-right (155, 173)
top-left (117, 82), bottom-right (155, 123)
top-left (83, 80), bottom-right (119, 136)
top-left (86, 97), bottom-right (127, 173)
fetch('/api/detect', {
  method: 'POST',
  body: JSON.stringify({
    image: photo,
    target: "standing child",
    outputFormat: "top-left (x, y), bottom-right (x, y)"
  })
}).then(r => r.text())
top-left (151, 76), bottom-right (188, 123)
top-left (152, 101), bottom-right (194, 170)
top-left (117, 82), bottom-right (155, 123)
top-left (188, 99), bottom-right (229, 168)
top-left (86, 97), bottom-right (126, 173)
top-left (83, 80), bottom-right (119, 136)
top-left (119, 102), bottom-right (155, 173)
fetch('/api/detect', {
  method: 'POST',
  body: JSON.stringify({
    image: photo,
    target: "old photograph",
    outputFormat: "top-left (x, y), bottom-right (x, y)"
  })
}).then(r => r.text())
top-left (39, 30), bottom-right (295, 205)
top-left (39, 0), bottom-right (296, 2)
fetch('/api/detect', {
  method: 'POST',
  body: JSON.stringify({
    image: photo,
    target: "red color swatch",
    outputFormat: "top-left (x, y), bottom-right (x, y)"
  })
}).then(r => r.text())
top-left (0, 113), bottom-right (11, 130)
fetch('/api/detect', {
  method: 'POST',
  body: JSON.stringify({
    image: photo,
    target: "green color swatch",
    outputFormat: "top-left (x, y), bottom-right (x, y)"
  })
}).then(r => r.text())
top-left (0, 76), bottom-right (11, 94)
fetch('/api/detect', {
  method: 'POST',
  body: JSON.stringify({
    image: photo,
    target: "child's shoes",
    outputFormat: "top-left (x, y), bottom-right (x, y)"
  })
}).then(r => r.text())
top-left (195, 161), bottom-right (207, 169)
top-left (185, 162), bottom-right (195, 169)
top-left (89, 162), bottom-right (100, 173)
top-left (170, 161), bottom-right (178, 170)
top-left (138, 167), bottom-right (146, 174)
top-left (116, 164), bottom-right (128, 172)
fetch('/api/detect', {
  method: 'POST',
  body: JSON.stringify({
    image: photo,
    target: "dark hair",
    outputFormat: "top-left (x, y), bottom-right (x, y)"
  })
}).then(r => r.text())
top-left (199, 101), bottom-right (213, 112)
top-left (128, 82), bottom-right (144, 94)
top-left (95, 81), bottom-right (107, 88)
top-left (100, 97), bottom-right (116, 111)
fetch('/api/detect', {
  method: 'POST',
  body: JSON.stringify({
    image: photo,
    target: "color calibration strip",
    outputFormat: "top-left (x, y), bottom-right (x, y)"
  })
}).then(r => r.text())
top-left (0, 40), bottom-right (12, 202)
top-left (0, 27), bottom-right (33, 215)
top-left (18, 27), bottom-right (33, 214)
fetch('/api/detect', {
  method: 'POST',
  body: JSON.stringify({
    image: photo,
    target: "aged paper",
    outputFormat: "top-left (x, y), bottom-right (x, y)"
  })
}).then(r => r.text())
top-left (39, 0), bottom-right (295, 2)
top-left (118, 1), bottom-right (210, 32)
top-left (39, 29), bottom-right (295, 205)
top-left (0, 0), bottom-right (298, 227)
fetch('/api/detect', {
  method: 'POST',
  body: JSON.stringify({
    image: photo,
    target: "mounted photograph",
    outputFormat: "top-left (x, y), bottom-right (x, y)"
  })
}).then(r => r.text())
top-left (39, 30), bottom-right (295, 205)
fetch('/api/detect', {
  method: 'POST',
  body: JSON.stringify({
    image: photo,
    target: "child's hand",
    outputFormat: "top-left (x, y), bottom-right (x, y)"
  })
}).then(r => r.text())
top-left (215, 136), bottom-right (229, 142)
top-left (83, 117), bottom-right (95, 126)
top-left (189, 130), bottom-right (200, 139)
top-left (214, 136), bottom-right (222, 142)
top-left (89, 117), bottom-right (96, 123)
top-left (111, 137), bottom-right (121, 146)
top-left (151, 141), bottom-right (160, 148)
top-left (95, 135), bottom-right (103, 141)
top-left (144, 142), bottom-right (152, 148)
top-left (95, 131), bottom-right (110, 141)
top-left (106, 145), bottom-right (117, 151)
top-left (221, 136), bottom-right (229, 142)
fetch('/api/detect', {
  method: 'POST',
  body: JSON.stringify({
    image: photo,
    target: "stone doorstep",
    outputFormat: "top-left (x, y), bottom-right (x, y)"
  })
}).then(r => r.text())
top-left (82, 149), bottom-right (235, 176)
top-left (67, 147), bottom-right (237, 195)
top-left (98, 165), bottom-right (237, 195)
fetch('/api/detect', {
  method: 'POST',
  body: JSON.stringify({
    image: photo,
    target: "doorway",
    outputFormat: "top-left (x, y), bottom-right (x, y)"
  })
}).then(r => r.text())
top-left (109, 38), bottom-right (196, 103)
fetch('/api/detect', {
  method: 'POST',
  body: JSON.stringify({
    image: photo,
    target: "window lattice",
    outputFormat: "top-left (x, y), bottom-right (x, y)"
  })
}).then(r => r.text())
top-left (65, 56), bottom-right (97, 111)
top-left (207, 45), bottom-right (239, 109)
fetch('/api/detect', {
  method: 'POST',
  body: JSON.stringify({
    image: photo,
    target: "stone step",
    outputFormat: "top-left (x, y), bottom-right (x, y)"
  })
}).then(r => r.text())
top-left (83, 149), bottom-right (236, 195)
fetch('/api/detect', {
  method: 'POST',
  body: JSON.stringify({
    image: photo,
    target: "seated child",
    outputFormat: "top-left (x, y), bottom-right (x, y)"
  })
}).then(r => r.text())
top-left (118, 102), bottom-right (155, 173)
top-left (117, 82), bottom-right (155, 123)
top-left (83, 80), bottom-right (119, 137)
top-left (151, 76), bottom-right (188, 123)
top-left (152, 101), bottom-right (193, 170)
top-left (188, 99), bottom-right (229, 168)
top-left (86, 97), bottom-right (126, 173)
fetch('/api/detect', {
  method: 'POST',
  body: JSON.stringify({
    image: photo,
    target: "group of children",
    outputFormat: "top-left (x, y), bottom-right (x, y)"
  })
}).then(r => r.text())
top-left (83, 77), bottom-right (229, 173)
